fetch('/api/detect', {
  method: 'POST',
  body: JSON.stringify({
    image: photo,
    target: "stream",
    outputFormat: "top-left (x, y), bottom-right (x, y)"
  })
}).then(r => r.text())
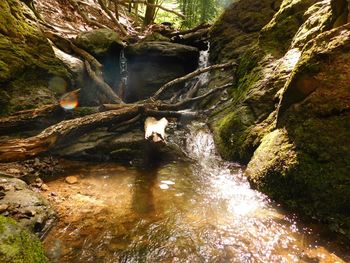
top-left (42, 123), bottom-right (350, 262)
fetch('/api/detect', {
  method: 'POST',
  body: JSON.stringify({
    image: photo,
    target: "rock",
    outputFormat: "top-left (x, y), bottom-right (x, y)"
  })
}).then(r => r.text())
top-left (0, 215), bottom-right (48, 262)
top-left (208, 0), bottom-right (350, 239)
top-left (125, 41), bottom-right (199, 102)
top-left (0, 0), bottom-right (71, 116)
top-left (0, 204), bottom-right (8, 213)
top-left (259, 0), bottom-right (319, 56)
top-left (209, 0), bottom-right (280, 63)
top-left (40, 184), bottom-right (49, 191)
top-left (75, 28), bottom-right (125, 104)
top-left (75, 28), bottom-right (124, 58)
top-left (65, 176), bottom-right (78, 184)
top-left (0, 175), bottom-right (56, 236)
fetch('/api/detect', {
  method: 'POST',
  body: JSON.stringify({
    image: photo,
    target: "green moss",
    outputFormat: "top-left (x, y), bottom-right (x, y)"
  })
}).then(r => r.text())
top-left (0, 216), bottom-right (48, 263)
top-left (0, 0), bottom-right (71, 116)
top-left (259, 0), bottom-right (318, 56)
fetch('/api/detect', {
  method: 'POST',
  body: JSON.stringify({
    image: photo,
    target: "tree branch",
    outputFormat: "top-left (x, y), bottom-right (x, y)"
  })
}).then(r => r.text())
top-left (97, 0), bottom-right (128, 36)
top-left (120, 0), bottom-right (185, 18)
top-left (151, 61), bottom-right (237, 100)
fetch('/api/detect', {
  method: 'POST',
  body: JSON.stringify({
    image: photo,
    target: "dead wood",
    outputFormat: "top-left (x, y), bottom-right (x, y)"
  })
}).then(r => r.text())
top-left (84, 61), bottom-right (124, 104)
top-left (0, 106), bottom-right (140, 162)
top-left (97, 0), bottom-right (128, 36)
top-left (0, 105), bottom-right (64, 135)
top-left (167, 23), bottom-right (211, 37)
top-left (44, 31), bottom-right (123, 104)
top-left (67, 0), bottom-right (110, 29)
top-left (151, 61), bottom-right (237, 100)
top-left (157, 83), bottom-right (233, 111)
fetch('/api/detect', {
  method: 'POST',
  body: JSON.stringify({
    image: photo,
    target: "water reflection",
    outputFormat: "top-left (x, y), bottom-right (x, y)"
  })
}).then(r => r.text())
top-left (43, 125), bottom-right (350, 263)
top-left (132, 168), bottom-right (157, 215)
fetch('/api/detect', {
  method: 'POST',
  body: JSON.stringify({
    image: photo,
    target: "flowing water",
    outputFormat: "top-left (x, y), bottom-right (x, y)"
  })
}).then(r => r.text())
top-left (43, 123), bottom-right (350, 263)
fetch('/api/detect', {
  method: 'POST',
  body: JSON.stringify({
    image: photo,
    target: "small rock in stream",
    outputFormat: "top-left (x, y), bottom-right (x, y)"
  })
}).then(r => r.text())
top-left (65, 176), bottom-right (78, 184)
top-left (0, 204), bottom-right (9, 213)
top-left (41, 184), bottom-right (49, 191)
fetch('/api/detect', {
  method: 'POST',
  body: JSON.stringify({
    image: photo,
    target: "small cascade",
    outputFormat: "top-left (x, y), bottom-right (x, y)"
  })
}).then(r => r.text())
top-left (118, 49), bottom-right (128, 99)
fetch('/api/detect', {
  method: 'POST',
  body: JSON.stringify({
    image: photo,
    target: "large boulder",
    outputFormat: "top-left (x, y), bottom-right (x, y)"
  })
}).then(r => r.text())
top-left (246, 24), bottom-right (350, 238)
top-left (0, 175), bottom-right (55, 235)
top-left (0, 0), bottom-right (71, 116)
top-left (125, 41), bottom-right (199, 102)
top-left (208, 0), bottom-right (350, 238)
top-left (0, 215), bottom-right (48, 263)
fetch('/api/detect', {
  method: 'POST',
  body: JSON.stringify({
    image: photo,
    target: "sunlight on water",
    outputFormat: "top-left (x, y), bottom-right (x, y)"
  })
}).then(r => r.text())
top-left (43, 124), bottom-right (350, 263)
top-left (59, 92), bottom-right (78, 110)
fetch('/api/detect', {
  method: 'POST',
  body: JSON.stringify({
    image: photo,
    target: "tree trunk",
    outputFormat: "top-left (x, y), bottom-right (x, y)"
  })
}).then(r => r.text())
top-left (144, 0), bottom-right (156, 26)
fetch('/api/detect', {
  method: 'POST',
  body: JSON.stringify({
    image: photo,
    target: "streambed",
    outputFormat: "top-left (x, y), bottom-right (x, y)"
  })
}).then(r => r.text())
top-left (42, 124), bottom-right (350, 262)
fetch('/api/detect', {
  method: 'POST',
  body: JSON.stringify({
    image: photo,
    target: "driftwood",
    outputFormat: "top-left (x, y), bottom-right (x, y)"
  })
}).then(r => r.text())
top-left (151, 61), bottom-right (237, 100)
top-left (144, 117), bottom-right (168, 143)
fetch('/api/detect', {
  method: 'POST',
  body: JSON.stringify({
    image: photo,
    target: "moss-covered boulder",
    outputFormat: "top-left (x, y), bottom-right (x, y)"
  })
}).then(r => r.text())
top-left (0, 215), bottom-right (48, 262)
top-left (246, 24), bottom-right (350, 238)
top-left (0, 0), bottom-right (71, 116)
top-left (0, 175), bottom-right (55, 235)
top-left (209, 0), bottom-right (281, 63)
top-left (208, 0), bottom-right (350, 238)
top-left (259, 0), bottom-right (319, 56)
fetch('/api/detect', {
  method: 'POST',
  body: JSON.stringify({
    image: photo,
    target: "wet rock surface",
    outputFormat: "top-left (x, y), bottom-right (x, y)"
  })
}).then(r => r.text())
top-left (209, 0), bottom-right (350, 239)
top-left (0, 175), bottom-right (56, 236)
top-left (125, 41), bottom-right (199, 101)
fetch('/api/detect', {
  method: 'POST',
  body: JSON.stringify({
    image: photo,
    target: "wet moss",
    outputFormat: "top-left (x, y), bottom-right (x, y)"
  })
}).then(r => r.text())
top-left (0, 216), bottom-right (48, 263)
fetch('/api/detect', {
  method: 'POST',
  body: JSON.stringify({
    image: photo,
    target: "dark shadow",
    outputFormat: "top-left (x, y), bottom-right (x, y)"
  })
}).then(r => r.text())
top-left (131, 166), bottom-right (159, 215)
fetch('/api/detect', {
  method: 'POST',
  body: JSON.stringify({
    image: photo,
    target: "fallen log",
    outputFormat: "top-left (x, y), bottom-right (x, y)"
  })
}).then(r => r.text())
top-left (0, 105), bottom-right (64, 135)
top-left (97, 0), bottom-right (128, 36)
top-left (167, 23), bottom-right (211, 37)
top-left (0, 106), bottom-right (140, 162)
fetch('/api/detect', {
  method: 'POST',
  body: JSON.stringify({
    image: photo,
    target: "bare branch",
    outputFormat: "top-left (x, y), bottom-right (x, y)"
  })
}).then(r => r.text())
top-left (151, 61), bottom-right (237, 100)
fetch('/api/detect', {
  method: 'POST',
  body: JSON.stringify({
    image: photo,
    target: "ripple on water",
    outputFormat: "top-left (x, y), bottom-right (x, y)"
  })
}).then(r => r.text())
top-left (43, 125), bottom-right (350, 263)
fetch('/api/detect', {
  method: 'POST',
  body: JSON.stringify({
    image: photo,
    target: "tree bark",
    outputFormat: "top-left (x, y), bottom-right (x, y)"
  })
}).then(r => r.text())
top-left (0, 106), bottom-right (140, 162)
top-left (144, 0), bottom-right (157, 26)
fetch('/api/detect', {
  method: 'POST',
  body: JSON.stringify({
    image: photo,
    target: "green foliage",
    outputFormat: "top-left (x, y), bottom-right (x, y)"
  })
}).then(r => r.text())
top-left (153, 0), bottom-right (229, 29)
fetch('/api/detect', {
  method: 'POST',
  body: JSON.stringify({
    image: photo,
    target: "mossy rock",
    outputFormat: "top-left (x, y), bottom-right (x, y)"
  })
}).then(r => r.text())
top-left (247, 24), bottom-right (350, 239)
top-left (209, 0), bottom-right (279, 63)
top-left (0, 0), bottom-right (71, 116)
top-left (75, 28), bottom-right (124, 58)
top-left (259, 0), bottom-right (318, 56)
top-left (0, 216), bottom-right (48, 263)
